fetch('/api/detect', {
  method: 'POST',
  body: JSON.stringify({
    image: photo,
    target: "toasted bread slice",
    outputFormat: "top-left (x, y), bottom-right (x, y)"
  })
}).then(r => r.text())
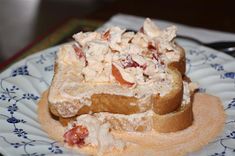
top-left (45, 85), bottom-right (193, 133)
top-left (54, 79), bottom-right (194, 130)
top-left (49, 55), bottom-right (183, 118)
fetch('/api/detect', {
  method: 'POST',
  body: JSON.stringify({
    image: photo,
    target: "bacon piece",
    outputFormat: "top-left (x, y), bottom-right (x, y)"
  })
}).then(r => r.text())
top-left (112, 64), bottom-right (135, 87)
top-left (63, 125), bottom-right (89, 147)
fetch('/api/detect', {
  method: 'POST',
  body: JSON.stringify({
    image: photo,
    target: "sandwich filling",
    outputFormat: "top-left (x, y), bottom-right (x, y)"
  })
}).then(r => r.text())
top-left (49, 18), bottom-right (181, 114)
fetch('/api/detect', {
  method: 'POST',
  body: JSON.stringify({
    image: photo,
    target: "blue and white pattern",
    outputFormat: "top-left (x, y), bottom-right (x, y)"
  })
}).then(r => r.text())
top-left (0, 41), bottom-right (235, 156)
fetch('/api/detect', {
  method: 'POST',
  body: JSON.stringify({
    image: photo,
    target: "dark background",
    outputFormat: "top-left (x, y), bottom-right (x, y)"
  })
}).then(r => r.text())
top-left (0, 0), bottom-right (235, 64)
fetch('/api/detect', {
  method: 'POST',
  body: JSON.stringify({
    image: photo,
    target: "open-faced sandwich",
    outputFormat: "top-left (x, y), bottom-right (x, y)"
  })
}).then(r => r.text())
top-left (38, 18), bottom-right (225, 156)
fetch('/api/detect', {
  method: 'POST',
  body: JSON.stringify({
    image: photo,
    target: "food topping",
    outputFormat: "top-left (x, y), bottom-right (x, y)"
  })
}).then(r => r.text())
top-left (63, 125), bottom-right (89, 147)
top-left (50, 18), bottom-right (179, 107)
top-left (112, 64), bottom-right (135, 87)
top-left (65, 115), bottom-right (126, 153)
top-left (70, 18), bottom-right (179, 87)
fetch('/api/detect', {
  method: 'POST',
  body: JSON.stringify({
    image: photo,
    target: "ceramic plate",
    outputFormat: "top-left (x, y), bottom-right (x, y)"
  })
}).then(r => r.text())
top-left (0, 41), bottom-right (235, 156)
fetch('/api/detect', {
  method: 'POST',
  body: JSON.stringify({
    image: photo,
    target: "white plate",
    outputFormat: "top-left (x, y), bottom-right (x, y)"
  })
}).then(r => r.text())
top-left (0, 41), bottom-right (235, 156)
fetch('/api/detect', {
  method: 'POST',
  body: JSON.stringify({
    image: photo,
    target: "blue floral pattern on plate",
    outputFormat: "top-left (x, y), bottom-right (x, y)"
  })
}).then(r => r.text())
top-left (0, 41), bottom-right (235, 156)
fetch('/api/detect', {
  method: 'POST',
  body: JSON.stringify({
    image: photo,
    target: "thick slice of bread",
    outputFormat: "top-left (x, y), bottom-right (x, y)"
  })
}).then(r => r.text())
top-left (168, 44), bottom-right (186, 75)
top-left (53, 78), bottom-right (193, 131)
top-left (49, 57), bottom-right (183, 118)
top-left (45, 89), bottom-right (192, 133)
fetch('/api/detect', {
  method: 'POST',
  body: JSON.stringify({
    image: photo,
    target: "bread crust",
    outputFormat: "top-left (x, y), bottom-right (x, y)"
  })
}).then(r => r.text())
top-left (168, 44), bottom-right (186, 75)
top-left (152, 68), bottom-right (183, 115)
top-left (153, 101), bottom-right (193, 132)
